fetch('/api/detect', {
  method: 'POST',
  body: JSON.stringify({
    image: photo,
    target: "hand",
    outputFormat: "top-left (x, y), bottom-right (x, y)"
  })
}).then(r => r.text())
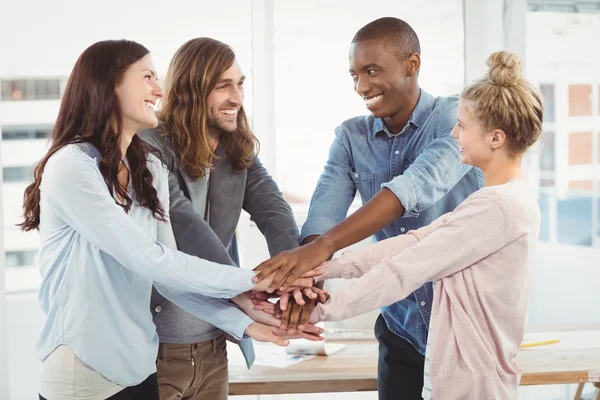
top-left (231, 292), bottom-right (281, 327)
top-left (253, 240), bottom-right (333, 292)
top-left (276, 286), bottom-right (329, 312)
top-left (271, 326), bottom-right (325, 342)
top-left (251, 269), bottom-right (322, 293)
top-left (277, 294), bottom-right (328, 332)
top-left (251, 287), bottom-right (328, 315)
top-left (244, 322), bottom-right (290, 346)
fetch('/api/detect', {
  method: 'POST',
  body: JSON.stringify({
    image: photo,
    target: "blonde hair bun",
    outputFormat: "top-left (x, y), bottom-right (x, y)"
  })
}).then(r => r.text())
top-left (486, 51), bottom-right (522, 87)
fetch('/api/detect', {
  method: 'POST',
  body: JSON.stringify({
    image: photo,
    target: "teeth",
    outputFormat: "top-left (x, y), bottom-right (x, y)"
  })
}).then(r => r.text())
top-left (145, 101), bottom-right (154, 109)
top-left (220, 109), bottom-right (237, 115)
top-left (364, 95), bottom-right (383, 106)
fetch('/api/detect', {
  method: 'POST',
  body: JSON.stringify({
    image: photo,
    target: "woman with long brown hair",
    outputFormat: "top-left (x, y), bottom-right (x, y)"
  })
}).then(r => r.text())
top-left (21, 40), bottom-right (315, 400)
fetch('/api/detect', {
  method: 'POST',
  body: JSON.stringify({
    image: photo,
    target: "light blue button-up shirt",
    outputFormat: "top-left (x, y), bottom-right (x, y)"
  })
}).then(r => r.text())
top-left (301, 90), bottom-right (484, 354)
top-left (36, 143), bottom-right (256, 386)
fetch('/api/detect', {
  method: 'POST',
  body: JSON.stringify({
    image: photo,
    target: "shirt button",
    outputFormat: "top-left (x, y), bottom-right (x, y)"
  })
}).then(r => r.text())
top-left (354, 173), bottom-right (359, 178)
top-left (155, 306), bottom-right (162, 313)
top-left (420, 302), bottom-right (426, 306)
top-left (400, 227), bottom-right (406, 232)
top-left (395, 150), bottom-right (400, 155)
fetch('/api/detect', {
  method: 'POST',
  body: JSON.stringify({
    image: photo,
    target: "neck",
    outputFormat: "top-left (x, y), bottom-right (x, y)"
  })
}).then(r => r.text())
top-left (383, 85), bottom-right (420, 134)
top-left (481, 155), bottom-right (523, 187)
top-left (207, 127), bottom-right (221, 151)
top-left (120, 129), bottom-right (136, 160)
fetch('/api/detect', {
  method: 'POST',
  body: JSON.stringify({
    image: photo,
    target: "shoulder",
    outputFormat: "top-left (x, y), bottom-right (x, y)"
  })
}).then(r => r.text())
top-left (430, 94), bottom-right (459, 134)
top-left (146, 152), bottom-right (169, 183)
top-left (335, 115), bottom-right (373, 139)
top-left (46, 142), bottom-right (101, 171)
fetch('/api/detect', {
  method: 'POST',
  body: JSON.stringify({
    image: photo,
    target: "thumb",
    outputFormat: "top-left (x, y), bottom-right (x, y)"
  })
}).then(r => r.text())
top-left (268, 330), bottom-right (290, 347)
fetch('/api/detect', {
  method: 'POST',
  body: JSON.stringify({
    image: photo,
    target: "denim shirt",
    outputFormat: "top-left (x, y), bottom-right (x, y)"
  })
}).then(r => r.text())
top-left (300, 90), bottom-right (483, 354)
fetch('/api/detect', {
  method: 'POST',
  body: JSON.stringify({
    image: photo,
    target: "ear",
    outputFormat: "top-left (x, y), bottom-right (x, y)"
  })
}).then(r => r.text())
top-left (406, 53), bottom-right (421, 77)
top-left (489, 129), bottom-right (506, 150)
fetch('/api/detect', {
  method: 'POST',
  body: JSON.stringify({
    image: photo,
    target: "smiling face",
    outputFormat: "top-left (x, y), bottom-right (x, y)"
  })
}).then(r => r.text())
top-left (451, 100), bottom-right (496, 168)
top-left (114, 53), bottom-right (163, 133)
top-left (349, 38), bottom-right (415, 124)
top-left (206, 60), bottom-right (245, 134)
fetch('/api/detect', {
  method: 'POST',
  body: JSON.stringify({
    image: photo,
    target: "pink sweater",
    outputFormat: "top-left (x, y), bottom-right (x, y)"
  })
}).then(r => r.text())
top-left (313, 180), bottom-right (540, 399)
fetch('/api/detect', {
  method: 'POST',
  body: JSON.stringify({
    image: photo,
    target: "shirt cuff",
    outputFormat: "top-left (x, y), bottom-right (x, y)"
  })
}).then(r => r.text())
top-left (233, 315), bottom-right (255, 341)
top-left (314, 258), bottom-right (345, 283)
top-left (300, 217), bottom-right (339, 242)
top-left (381, 175), bottom-right (420, 218)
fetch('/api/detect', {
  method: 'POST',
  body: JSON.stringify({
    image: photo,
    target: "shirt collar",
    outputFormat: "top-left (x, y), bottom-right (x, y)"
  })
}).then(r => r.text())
top-left (371, 89), bottom-right (434, 139)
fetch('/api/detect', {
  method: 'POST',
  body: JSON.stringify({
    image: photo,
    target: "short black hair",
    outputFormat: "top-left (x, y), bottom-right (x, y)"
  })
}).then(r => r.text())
top-left (352, 17), bottom-right (421, 61)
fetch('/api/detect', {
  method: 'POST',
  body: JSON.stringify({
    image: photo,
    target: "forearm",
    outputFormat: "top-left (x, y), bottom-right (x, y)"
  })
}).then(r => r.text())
top-left (317, 188), bottom-right (404, 255)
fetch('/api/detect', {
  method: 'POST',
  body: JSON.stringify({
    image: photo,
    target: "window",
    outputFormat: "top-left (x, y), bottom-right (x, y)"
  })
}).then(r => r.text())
top-left (2, 126), bottom-right (52, 140)
top-left (527, 11), bottom-right (600, 248)
top-left (0, 79), bottom-right (62, 101)
top-left (5, 251), bottom-right (37, 268)
top-left (3, 166), bottom-right (33, 183)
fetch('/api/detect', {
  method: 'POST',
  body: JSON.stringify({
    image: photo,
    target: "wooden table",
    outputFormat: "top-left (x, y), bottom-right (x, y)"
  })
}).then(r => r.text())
top-left (229, 327), bottom-right (600, 397)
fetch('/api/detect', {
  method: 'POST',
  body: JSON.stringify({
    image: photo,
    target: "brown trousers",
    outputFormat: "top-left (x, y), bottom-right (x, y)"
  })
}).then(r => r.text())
top-left (156, 335), bottom-right (228, 400)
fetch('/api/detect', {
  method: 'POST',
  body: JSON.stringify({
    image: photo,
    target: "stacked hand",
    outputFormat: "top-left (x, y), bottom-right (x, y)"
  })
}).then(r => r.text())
top-left (252, 239), bottom-right (333, 292)
top-left (237, 269), bottom-right (328, 346)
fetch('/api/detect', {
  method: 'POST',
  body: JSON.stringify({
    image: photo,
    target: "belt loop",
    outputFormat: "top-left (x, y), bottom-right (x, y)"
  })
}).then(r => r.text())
top-left (159, 343), bottom-right (166, 360)
top-left (212, 337), bottom-right (217, 353)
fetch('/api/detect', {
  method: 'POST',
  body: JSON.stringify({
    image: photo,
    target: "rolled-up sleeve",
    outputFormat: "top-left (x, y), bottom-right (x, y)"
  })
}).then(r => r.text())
top-left (300, 129), bottom-right (357, 241)
top-left (382, 105), bottom-right (472, 218)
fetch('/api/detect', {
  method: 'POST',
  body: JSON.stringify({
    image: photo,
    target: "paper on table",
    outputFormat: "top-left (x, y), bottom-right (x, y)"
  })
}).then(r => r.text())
top-left (286, 339), bottom-right (346, 356)
top-left (253, 343), bottom-right (315, 368)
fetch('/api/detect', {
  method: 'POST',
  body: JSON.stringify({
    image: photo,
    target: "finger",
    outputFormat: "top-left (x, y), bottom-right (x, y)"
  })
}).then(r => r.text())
top-left (281, 301), bottom-right (292, 329)
top-left (293, 289), bottom-right (305, 305)
top-left (303, 288), bottom-right (317, 300)
top-left (279, 293), bottom-right (290, 311)
top-left (269, 266), bottom-right (293, 292)
top-left (288, 303), bottom-right (302, 332)
top-left (286, 277), bottom-right (314, 290)
top-left (272, 329), bottom-right (324, 341)
top-left (302, 324), bottom-right (325, 334)
top-left (253, 256), bottom-right (283, 281)
top-left (274, 301), bottom-right (283, 320)
top-left (269, 331), bottom-right (290, 347)
top-left (295, 332), bottom-right (324, 341)
top-left (300, 268), bottom-right (324, 278)
top-left (252, 292), bottom-right (271, 301)
top-left (252, 299), bottom-right (274, 307)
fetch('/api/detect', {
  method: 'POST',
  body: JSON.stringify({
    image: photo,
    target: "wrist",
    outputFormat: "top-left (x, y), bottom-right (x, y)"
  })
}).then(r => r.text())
top-left (315, 234), bottom-right (336, 257)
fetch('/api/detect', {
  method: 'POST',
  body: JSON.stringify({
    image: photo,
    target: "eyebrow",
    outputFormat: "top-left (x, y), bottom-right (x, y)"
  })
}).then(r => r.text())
top-left (349, 63), bottom-right (382, 74)
top-left (217, 75), bottom-right (246, 84)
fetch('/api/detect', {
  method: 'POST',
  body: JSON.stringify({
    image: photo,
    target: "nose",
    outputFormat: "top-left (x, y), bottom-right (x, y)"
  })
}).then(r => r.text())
top-left (354, 75), bottom-right (371, 97)
top-left (152, 80), bottom-right (164, 99)
top-left (231, 84), bottom-right (243, 105)
top-left (450, 123), bottom-right (459, 139)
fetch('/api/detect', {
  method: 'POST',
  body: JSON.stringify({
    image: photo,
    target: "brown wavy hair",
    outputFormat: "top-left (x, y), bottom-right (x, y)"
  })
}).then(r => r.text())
top-left (157, 37), bottom-right (259, 179)
top-left (19, 40), bottom-right (166, 232)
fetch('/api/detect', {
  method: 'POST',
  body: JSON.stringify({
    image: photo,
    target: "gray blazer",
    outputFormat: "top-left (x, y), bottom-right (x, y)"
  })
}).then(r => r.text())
top-left (140, 128), bottom-right (299, 367)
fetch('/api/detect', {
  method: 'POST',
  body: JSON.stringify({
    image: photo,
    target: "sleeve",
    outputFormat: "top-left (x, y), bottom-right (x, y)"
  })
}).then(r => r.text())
top-left (40, 147), bottom-right (255, 299)
top-left (300, 129), bottom-right (357, 241)
top-left (155, 223), bottom-right (252, 340)
top-left (243, 157), bottom-right (300, 255)
top-left (382, 105), bottom-right (477, 217)
top-left (314, 193), bottom-right (510, 322)
top-left (315, 213), bottom-right (450, 282)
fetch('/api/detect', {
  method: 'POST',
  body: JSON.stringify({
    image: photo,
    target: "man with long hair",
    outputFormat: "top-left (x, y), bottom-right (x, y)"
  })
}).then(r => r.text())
top-left (140, 37), bottom-right (309, 400)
